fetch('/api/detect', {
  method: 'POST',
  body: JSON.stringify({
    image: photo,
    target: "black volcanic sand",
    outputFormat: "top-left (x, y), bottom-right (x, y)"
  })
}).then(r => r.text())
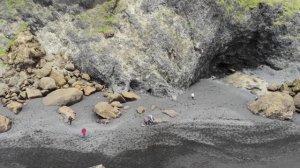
top-left (0, 77), bottom-right (300, 168)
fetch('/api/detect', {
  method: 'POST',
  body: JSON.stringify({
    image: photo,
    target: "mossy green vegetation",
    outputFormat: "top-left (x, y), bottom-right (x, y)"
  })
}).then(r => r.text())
top-left (4, 22), bottom-right (28, 49)
top-left (78, 0), bottom-right (126, 35)
top-left (218, 0), bottom-right (300, 22)
top-left (95, 25), bottom-right (112, 33)
top-left (0, 49), bottom-right (7, 56)
top-left (5, 0), bottom-right (24, 8)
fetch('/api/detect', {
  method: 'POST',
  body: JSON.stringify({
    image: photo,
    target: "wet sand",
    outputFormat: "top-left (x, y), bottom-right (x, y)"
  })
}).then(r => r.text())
top-left (0, 73), bottom-right (300, 167)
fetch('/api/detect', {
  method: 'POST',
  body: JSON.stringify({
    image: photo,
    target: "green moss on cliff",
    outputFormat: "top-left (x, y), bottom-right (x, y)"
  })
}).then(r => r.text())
top-left (78, 0), bottom-right (125, 35)
top-left (218, 0), bottom-right (300, 22)
top-left (5, 0), bottom-right (24, 8)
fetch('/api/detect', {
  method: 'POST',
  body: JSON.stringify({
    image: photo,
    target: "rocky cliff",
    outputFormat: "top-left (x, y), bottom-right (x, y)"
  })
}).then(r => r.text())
top-left (0, 0), bottom-right (299, 96)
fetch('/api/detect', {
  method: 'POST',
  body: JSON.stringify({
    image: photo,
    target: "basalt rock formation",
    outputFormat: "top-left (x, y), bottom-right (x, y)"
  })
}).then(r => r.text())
top-left (0, 0), bottom-right (299, 96)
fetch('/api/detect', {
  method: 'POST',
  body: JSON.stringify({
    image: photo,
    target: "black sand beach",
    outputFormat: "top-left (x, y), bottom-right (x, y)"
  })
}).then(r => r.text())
top-left (1, 77), bottom-right (300, 168)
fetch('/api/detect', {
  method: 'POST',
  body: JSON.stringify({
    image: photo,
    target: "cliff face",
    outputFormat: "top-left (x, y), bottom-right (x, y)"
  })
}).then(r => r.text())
top-left (0, 0), bottom-right (299, 96)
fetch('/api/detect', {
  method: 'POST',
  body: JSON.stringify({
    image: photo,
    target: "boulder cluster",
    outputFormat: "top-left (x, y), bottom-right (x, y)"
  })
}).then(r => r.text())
top-left (93, 91), bottom-right (140, 124)
top-left (0, 31), bottom-right (104, 115)
top-left (248, 79), bottom-right (300, 120)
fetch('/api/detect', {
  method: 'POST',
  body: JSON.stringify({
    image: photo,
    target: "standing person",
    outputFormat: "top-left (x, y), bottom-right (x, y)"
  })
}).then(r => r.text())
top-left (68, 116), bottom-right (73, 125)
top-left (81, 128), bottom-right (87, 138)
top-left (191, 93), bottom-right (195, 100)
top-left (147, 114), bottom-right (154, 125)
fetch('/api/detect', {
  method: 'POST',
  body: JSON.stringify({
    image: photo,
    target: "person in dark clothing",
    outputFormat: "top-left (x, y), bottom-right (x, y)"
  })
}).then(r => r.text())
top-left (68, 116), bottom-right (73, 125)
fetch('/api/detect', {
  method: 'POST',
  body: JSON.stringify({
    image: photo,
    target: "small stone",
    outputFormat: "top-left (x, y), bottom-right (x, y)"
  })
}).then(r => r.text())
top-left (41, 90), bottom-right (50, 96)
top-left (123, 106), bottom-right (130, 110)
top-left (68, 78), bottom-right (76, 85)
top-left (10, 87), bottom-right (20, 94)
top-left (81, 73), bottom-right (91, 81)
top-left (39, 77), bottom-right (57, 90)
top-left (27, 68), bottom-right (33, 74)
top-left (19, 91), bottom-right (27, 99)
top-left (8, 77), bottom-right (19, 87)
top-left (110, 101), bottom-right (123, 108)
top-left (0, 83), bottom-right (9, 97)
top-left (7, 101), bottom-right (23, 114)
top-left (163, 110), bottom-right (178, 118)
top-left (267, 83), bottom-right (278, 92)
top-left (280, 84), bottom-right (291, 92)
top-left (58, 106), bottom-right (76, 122)
top-left (95, 84), bottom-right (104, 92)
top-left (83, 86), bottom-right (96, 96)
top-left (50, 69), bottom-right (66, 87)
top-left (35, 63), bottom-right (52, 78)
top-left (26, 88), bottom-right (42, 99)
top-left (0, 115), bottom-right (11, 133)
top-left (65, 63), bottom-right (75, 71)
top-left (292, 85), bottom-right (300, 93)
top-left (136, 106), bottom-right (146, 114)
top-left (97, 119), bottom-right (110, 125)
top-left (107, 93), bottom-right (126, 103)
top-left (151, 105), bottom-right (157, 111)
top-left (121, 92), bottom-right (141, 101)
top-left (74, 70), bottom-right (80, 77)
top-left (1, 98), bottom-right (9, 105)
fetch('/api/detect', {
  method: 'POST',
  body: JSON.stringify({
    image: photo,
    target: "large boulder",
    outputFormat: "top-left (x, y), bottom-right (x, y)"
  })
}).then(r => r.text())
top-left (7, 101), bottom-right (23, 114)
top-left (248, 92), bottom-right (295, 120)
top-left (0, 115), bottom-right (11, 133)
top-left (43, 88), bottom-right (83, 106)
top-left (39, 77), bottom-right (57, 90)
top-left (58, 106), bottom-right (76, 121)
top-left (93, 102), bottom-right (120, 119)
